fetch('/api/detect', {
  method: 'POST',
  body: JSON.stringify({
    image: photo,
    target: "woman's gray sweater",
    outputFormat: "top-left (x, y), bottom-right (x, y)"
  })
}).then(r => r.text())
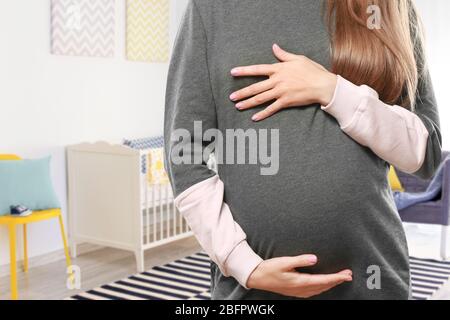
top-left (164, 0), bottom-right (442, 299)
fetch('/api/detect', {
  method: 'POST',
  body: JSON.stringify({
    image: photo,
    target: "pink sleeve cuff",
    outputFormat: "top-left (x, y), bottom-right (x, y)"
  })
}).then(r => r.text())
top-left (174, 175), bottom-right (263, 289)
top-left (321, 75), bottom-right (376, 129)
top-left (321, 75), bottom-right (429, 174)
top-left (224, 240), bottom-right (264, 289)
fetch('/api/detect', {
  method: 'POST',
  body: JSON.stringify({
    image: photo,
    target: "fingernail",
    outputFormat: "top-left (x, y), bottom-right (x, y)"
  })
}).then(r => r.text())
top-left (307, 255), bottom-right (317, 263)
top-left (344, 270), bottom-right (352, 276)
top-left (273, 43), bottom-right (279, 49)
top-left (231, 68), bottom-right (239, 75)
top-left (252, 114), bottom-right (260, 121)
top-left (230, 93), bottom-right (237, 101)
top-left (236, 103), bottom-right (243, 109)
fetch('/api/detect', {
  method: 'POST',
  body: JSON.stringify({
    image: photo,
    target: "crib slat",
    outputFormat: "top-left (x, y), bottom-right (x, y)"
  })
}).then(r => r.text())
top-left (165, 184), bottom-right (170, 237)
top-left (145, 179), bottom-right (150, 246)
top-left (179, 200), bottom-right (183, 233)
top-left (172, 196), bottom-right (176, 236)
top-left (159, 184), bottom-right (163, 240)
top-left (142, 146), bottom-right (193, 246)
top-left (173, 192), bottom-right (177, 236)
top-left (153, 184), bottom-right (156, 242)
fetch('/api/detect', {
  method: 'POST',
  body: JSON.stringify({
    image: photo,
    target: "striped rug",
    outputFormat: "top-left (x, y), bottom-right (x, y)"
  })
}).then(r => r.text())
top-left (410, 256), bottom-right (450, 300)
top-left (68, 252), bottom-right (450, 300)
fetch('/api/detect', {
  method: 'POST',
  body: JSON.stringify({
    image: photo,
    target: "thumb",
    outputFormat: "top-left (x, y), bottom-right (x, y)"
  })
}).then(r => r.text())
top-left (273, 43), bottom-right (299, 62)
top-left (281, 254), bottom-right (318, 271)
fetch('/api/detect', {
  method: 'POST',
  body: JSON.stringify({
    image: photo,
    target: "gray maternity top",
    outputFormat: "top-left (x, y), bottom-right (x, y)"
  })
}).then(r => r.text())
top-left (164, 0), bottom-right (442, 300)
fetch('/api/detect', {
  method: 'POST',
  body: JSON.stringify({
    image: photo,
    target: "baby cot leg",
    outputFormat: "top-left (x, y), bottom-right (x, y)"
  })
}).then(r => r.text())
top-left (135, 250), bottom-right (145, 273)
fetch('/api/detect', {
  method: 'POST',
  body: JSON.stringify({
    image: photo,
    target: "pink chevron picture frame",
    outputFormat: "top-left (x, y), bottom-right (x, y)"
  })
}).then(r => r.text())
top-left (51, 0), bottom-right (115, 57)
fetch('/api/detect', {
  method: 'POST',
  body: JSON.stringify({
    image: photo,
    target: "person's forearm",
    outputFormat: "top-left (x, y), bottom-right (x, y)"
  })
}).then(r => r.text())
top-left (321, 75), bottom-right (429, 173)
top-left (174, 175), bottom-right (263, 289)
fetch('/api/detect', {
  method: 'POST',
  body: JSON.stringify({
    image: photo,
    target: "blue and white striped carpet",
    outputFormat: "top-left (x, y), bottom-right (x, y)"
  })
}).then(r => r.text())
top-left (68, 252), bottom-right (450, 300)
top-left (409, 256), bottom-right (450, 300)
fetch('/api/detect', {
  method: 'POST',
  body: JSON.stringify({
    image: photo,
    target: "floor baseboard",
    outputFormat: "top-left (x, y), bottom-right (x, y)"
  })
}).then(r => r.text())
top-left (0, 243), bottom-right (102, 278)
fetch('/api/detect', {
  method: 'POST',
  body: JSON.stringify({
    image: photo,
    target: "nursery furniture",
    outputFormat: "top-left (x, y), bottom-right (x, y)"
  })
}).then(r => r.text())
top-left (66, 140), bottom-right (193, 272)
top-left (0, 154), bottom-right (72, 300)
top-left (396, 151), bottom-right (450, 259)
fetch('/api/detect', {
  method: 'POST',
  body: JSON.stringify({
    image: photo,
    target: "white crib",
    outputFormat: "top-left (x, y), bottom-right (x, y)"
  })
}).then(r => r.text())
top-left (66, 141), bottom-right (193, 272)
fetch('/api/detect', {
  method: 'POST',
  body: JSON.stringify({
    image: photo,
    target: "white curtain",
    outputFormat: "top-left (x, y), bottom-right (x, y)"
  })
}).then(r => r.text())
top-left (415, 0), bottom-right (450, 148)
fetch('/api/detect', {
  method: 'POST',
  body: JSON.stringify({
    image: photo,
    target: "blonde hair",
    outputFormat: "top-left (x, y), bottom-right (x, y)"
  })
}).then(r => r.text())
top-left (325, 0), bottom-right (426, 110)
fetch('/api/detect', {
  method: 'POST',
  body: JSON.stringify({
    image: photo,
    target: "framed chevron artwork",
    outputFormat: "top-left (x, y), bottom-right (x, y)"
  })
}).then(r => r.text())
top-left (51, 0), bottom-right (115, 57)
top-left (126, 0), bottom-right (170, 63)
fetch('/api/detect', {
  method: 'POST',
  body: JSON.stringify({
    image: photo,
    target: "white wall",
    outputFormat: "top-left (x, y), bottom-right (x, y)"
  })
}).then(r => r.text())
top-left (0, 0), bottom-right (448, 268)
top-left (416, 0), bottom-right (450, 149)
top-left (0, 0), bottom-right (188, 267)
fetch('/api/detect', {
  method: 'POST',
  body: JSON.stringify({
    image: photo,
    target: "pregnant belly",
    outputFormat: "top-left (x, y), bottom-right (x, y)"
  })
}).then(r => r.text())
top-left (220, 138), bottom-right (402, 275)
top-left (215, 111), bottom-right (409, 298)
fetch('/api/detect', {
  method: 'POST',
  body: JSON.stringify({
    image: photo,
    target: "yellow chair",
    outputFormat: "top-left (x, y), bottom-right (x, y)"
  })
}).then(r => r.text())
top-left (0, 154), bottom-right (72, 300)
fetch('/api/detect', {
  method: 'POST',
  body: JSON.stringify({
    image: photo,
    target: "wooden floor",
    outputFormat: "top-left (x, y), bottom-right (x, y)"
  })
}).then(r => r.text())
top-left (1, 224), bottom-right (449, 300)
top-left (0, 237), bottom-right (202, 300)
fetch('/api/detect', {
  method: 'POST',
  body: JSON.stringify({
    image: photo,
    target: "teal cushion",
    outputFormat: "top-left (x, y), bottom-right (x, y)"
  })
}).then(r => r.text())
top-left (0, 156), bottom-right (60, 216)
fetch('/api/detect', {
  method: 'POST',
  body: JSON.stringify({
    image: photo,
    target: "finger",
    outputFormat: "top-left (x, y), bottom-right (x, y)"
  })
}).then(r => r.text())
top-left (291, 270), bottom-right (352, 298)
top-left (320, 279), bottom-right (348, 292)
top-left (230, 79), bottom-right (274, 102)
top-left (337, 269), bottom-right (353, 276)
top-left (314, 271), bottom-right (352, 291)
top-left (313, 275), bottom-right (353, 295)
top-left (306, 278), bottom-right (348, 297)
top-left (251, 100), bottom-right (284, 122)
top-left (231, 64), bottom-right (276, 77)
top-left (280, 254), bottom-right (318, 271)
top-left (303, 272), bottom-right (353, 288)
top-left (236, 89), bottom-right (278, 110)
top-left (272, 43), bottom-right (300, 62)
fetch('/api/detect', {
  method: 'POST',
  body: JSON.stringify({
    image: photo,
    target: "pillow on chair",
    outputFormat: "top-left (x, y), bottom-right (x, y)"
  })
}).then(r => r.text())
top-left (0, 156), bottom-right (60, 216)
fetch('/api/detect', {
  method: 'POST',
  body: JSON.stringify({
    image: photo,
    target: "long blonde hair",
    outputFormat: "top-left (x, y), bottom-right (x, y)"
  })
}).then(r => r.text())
top-left (325, 0), bottom-right (426, 110)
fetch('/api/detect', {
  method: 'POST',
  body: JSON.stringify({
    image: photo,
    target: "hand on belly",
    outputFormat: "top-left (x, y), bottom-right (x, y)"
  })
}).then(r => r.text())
top-left (246, 253), bottom-right (353, 298)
